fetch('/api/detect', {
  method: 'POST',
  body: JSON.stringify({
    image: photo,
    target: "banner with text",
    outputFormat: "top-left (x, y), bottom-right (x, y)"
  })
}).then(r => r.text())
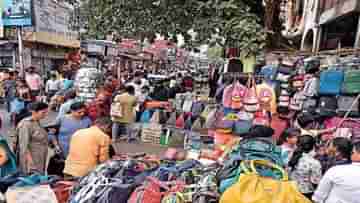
top-left (2, 0), bottom-right (33, 26)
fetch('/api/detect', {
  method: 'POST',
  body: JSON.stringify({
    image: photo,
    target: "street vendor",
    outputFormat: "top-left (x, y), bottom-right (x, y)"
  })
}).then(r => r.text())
top-left (0, 136), bottom-right (16, 177)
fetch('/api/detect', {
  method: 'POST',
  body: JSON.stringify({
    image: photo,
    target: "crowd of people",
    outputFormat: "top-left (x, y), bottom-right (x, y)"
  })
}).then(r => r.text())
top-left (0, 56), bottom-right (360, 202)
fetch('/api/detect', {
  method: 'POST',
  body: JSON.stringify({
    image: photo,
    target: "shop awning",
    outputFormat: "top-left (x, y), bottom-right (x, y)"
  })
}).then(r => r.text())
top-left (23, 32), bottom-right (80, 48)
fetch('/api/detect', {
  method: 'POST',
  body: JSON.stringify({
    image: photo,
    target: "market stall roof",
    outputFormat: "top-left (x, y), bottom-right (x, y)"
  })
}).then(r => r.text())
top-left (118, 53), bottom-right (146, 61)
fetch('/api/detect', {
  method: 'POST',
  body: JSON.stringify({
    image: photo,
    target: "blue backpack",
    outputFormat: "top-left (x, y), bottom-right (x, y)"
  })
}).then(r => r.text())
top-left (319, 69), bottom-right (344, 95)
top-left (260, 65), bottom-right (278, 81)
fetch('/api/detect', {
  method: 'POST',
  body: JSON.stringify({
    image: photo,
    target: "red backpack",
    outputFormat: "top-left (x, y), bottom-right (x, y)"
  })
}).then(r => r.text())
top-left (128, 177), bottom-right (185, 203)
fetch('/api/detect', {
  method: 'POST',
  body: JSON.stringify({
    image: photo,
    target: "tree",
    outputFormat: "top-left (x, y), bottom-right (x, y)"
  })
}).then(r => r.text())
top-left (69, 0), bottom-right (274, 55)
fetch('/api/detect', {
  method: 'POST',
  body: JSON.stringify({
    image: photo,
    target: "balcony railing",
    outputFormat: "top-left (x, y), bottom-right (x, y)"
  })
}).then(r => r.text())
top-left (319, 0), bottom-right (349, 12)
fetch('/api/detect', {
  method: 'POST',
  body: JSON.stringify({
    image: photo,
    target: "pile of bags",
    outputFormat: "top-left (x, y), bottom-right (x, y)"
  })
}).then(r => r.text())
top-left (0, 173), bottom-right (75, 203)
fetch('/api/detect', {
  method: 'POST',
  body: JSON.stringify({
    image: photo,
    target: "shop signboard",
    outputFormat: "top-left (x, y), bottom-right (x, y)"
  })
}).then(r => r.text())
top-left (33, 0), bottom-right (77, 40)
top-left (2, 0), bottom-right (33, 26)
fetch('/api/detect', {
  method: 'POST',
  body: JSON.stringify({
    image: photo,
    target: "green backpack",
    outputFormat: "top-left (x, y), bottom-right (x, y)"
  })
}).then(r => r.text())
top-left (342, 70), bottom-right (360, 94)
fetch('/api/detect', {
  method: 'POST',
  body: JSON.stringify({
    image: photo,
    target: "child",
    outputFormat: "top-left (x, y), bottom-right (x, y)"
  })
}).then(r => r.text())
top-left (278, 128), bottom-right (300, 165)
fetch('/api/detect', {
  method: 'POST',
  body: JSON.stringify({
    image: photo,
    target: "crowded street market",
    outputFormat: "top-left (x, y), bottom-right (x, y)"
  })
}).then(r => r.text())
top-left (1, 0), bottom-right (360, 203)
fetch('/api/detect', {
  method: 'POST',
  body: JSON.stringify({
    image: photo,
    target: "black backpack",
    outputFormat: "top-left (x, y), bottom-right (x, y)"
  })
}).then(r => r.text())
top-left (318, 96), bottom-right (338, 117)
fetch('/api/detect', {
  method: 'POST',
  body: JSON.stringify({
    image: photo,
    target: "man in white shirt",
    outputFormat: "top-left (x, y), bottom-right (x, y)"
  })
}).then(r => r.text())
top-left (313, 141), bottom-right (360, 203)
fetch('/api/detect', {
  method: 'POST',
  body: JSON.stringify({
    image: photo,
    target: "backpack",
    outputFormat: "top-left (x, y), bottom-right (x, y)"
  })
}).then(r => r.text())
top-left (342, 70), bottom-right (360, 94)
top-left (259, 65), bottom-right (277, 81)
top-left (128, 177), bottom-right (185, 203)
top-left (218, 138), bottom-right (284, 193)
top-left (229, 138), bottom-right (284, 166)
top-left (338, 96), bottom-right (360, 117)
top-left (319, 69), bottom-right (344, 95)
top-left (318, 97), bottom-right (338, 117)
top-left (191, 102), bottom-right (205, 117)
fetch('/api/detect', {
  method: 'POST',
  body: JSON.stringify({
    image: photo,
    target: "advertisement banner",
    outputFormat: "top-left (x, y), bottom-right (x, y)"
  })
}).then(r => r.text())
top-left (2, 0), bottom-right (33, 26)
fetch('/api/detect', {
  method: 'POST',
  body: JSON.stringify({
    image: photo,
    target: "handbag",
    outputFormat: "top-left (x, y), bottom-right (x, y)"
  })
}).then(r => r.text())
top-left (243, 75), bottom-right (259, 112)
top-left (220, 160), bottom-right (311, 203)
top-left (292, 75), bottom-right (305, 89)
top-left (52, 181), bottom-right (75, 203)
top-left (233, 120), bottom-right (252, 135)
top-left (166, 112), bottom-right (178, 126)
top-left (253, 110), bottom-right (270, 126)
top-left (231, 81), bottom-right (246, 110)
top-left (201, 104), bottom-right (217, 119)
top-left (128, 177), bottom-right (185, 203)
top-left (176, 114), bottom-right (186, 129)
top-left (110, 101), bottom-right (123, 118)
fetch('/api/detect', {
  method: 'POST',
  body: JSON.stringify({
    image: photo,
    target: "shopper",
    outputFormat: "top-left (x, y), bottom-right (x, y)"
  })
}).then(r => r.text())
top-left (57, 90), bottom-right (77, 120)
top-left (51, 102), bottom-right (92, 157)
top-left (313, 142), bottom-right (360, 203)
top-left (3, 70), bottom-right (17, 112)
top-left (63, 117), bottom-right (112, 178)
top-left (15, 102), bottom-right (49, 174)
top-left (319, 137), bottom-right (353, 173)
top-left (25, 67), bottom-right (43, 99)
top-left (45, 74), bottom-right (61, 101)
top-left (277, 128), bottom-right (300, 165)
top-left (289, 135), bottom-right (322, 199)
top-left (86, 92), bottom-right (111, 122)
top-left (112, 86), bottom-right (137, 140)
top-left (0, 136), bottom-right (17, 177)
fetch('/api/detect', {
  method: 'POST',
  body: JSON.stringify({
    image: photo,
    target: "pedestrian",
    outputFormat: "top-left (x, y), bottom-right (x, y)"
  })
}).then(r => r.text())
top-left (25, 67), bottom-right (43, 99)
top-left (45, 73), bottom-right (61, 102)
top-left (57, 89), bottom-right (77, 120)
top-left (86, 92), bottom-right (111, 122)
top-left (289, 135), bottom-right (322, 199)
top-left (61, 73), bottom-right (74, 91)
top-left (318, 137), bottom-right (353, 174)
top-left (63, 117), bottom-right (112, 178)
top-left (313, 142), bottom-right (360, 203)
top-left (111, 86), bottom-right (137, 141)
top-left (277, 128), bottom-right (300, 166)
top-left (15, 102), bottom-right (49, 174)
top-left (50, 102), bottom-right (92, 157)
top-left (0, 136), bottom-right (17, 177)
top-left (3, 70), bottom-right (17, 113)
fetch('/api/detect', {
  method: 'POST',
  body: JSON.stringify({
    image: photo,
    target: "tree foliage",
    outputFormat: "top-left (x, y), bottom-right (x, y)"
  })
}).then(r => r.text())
top-left (68, 0), bottom-right (276, 55)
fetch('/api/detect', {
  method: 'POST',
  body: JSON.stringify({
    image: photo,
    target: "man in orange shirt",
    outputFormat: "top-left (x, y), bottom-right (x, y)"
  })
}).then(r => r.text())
top-left (63, 117), bottom-right (112, 178)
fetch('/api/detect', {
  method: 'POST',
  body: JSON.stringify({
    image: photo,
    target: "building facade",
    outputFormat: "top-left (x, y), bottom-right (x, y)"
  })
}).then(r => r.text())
top-left (282, 0), bottom-right (360, 52)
